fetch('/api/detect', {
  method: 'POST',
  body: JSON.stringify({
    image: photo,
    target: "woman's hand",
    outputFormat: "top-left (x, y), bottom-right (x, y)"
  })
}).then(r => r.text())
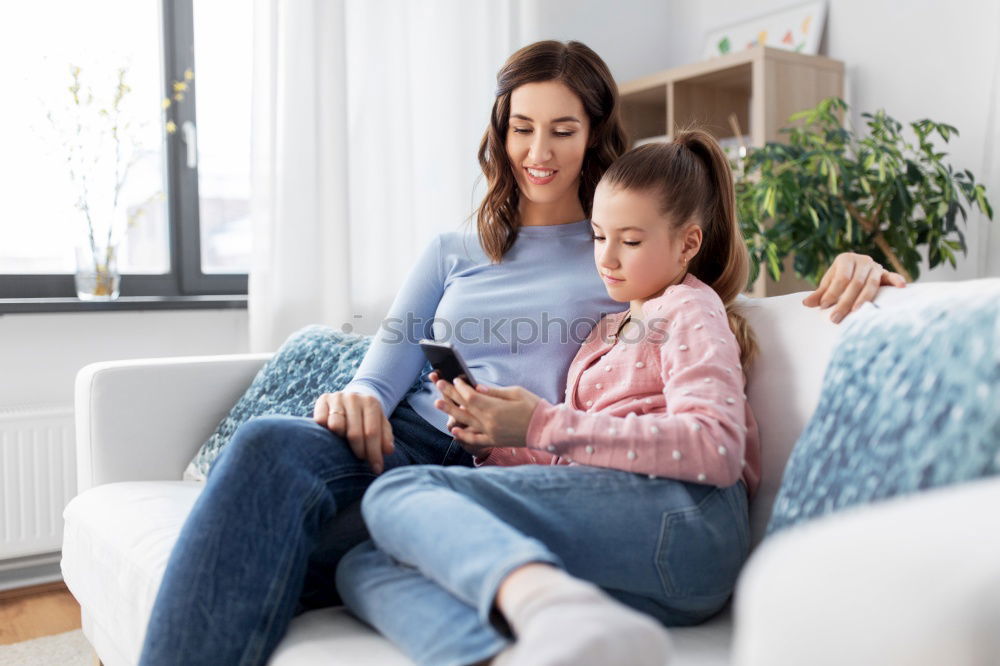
top-left (313, 391), bottom-right (394, 474)
top-left (802, 252), bottom-right (907, 323)
top-left (432, 377), bottom-right (542, 453)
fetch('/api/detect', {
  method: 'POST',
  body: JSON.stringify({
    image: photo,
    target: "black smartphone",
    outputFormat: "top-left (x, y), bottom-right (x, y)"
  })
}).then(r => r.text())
top-left (419, 339), bottom-right (478, 387)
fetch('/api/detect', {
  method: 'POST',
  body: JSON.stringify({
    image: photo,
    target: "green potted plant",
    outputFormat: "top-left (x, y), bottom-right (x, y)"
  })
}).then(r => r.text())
top-left (735, 97), bottom-right (993, 286)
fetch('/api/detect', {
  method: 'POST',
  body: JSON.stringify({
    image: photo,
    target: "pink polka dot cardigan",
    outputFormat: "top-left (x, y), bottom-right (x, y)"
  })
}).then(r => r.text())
top-left (479, 272), bottom-right (761, 498)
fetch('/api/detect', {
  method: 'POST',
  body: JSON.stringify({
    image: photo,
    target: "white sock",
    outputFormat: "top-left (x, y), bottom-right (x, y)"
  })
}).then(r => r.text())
top-left (496, 568), bottom-right (673, 666)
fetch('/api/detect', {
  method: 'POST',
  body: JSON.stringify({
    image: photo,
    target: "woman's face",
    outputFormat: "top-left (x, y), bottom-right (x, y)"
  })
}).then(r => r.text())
top-left (590, 181), bottom-right (702, 304)
top-left (506, 80), bottom-right (590, 208)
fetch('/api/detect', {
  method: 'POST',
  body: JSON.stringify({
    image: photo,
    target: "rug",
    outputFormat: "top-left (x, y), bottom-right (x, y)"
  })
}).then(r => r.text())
top-left (0, 629), bottom-right (92, 666)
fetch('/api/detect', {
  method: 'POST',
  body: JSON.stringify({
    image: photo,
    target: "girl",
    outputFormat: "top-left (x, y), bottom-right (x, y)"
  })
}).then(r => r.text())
top-left (140, 40), bottom-right (902, 666)
top-left (334, 132), bottom-right (757, 666)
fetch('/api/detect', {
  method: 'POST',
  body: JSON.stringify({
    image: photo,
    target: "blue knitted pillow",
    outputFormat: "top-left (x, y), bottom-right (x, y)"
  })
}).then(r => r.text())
top-left (183, 324), bottom-right (428, 481)
top-left (766, 288), bottom-right (1000, 536)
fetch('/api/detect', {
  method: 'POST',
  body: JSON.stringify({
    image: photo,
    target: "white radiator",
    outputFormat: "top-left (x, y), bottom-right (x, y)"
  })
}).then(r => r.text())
top-left (0, 404), bottom-right (76, 559)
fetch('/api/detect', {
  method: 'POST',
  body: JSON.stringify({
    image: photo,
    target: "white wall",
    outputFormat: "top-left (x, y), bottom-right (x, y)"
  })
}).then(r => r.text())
top-left (520, 0), bottom-right (1000, 281)
top-left (0, 306), bottom-right (248, 586)
top-left (0, 309), bottom-right (249, 408)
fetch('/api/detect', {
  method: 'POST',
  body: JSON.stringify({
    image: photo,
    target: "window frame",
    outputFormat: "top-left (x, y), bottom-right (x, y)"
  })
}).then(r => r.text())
top-left (0, 0), bottom-right (248, 302)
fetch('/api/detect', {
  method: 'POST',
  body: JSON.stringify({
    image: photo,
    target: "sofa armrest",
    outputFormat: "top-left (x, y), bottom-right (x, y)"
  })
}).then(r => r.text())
top-left (74, 353), bottom-right (273, 493)
top-left (732, 476), bottom-right (1000, 665)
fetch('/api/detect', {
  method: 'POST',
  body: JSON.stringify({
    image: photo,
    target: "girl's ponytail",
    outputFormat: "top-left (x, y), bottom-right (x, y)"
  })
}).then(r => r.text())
top-left (675, 130), bottom-right (757, 374)
top-left (601, 129), bottom-right (758, 373)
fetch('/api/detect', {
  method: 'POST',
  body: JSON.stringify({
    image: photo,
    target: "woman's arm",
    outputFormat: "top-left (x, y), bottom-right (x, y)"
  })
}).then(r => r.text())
top-left (317, 235), bottom-right (446, 473)
top-left (341, 235), bottom-right (446, 414)
top-left (802, 252), bottom-right (906, 323)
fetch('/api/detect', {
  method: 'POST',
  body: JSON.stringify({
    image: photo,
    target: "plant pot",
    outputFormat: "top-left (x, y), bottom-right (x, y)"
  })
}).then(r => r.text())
top-left (75, 241), bottom-right (121, 301)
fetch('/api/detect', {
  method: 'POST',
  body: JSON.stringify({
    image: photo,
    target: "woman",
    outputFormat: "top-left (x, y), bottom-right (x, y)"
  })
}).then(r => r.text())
top-left (139, 40), bottom-right (904, 666)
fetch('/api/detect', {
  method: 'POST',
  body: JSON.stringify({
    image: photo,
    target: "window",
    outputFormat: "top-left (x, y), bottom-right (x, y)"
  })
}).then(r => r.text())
top-left (192, 0), bottom-right (253, 275)
top-left (0, 0), bottom-right (250, 299)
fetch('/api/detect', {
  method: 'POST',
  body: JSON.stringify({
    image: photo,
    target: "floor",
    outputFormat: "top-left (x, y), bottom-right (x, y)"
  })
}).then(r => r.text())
top-left (0, 581), bottom-right (82, 645)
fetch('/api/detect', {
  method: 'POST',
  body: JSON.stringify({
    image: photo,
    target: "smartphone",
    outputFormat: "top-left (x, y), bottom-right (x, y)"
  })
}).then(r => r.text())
top-left (419, 339), bottom-right (478, 387)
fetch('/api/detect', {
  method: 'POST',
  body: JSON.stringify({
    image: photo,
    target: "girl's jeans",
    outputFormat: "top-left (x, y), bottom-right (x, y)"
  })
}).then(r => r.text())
top-left (139, 401), bottom-right (472, 666)
top-left (336, 464), bottom-right (751, 666)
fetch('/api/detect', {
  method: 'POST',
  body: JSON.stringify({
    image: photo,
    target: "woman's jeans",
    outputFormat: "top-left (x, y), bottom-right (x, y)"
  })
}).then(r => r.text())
top-left (139, 401), bottom-right (472, 666)
top-left (336, 464), bottom-right (751, 666)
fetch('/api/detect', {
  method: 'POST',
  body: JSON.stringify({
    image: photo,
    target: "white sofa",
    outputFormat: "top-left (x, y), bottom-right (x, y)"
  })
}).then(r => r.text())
top-left (62, 279), bottom-right (1000, 666)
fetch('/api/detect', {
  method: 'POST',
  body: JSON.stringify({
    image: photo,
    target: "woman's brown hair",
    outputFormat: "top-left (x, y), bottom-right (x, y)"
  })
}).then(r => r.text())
top-left (600, 129), bottom-right (759, 372)
top-left (475, 40), bottom-right (628, 263)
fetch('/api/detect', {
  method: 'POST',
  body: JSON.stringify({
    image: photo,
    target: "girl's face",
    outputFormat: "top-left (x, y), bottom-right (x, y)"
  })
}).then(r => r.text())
top-left (506, 81), bottom-right (590, 208)
top-left (590, 181), bottom-right (702, 305)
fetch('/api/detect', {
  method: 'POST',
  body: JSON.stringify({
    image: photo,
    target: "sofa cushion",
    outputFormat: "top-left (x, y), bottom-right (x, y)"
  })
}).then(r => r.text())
top-left (766, 284), bottom-right (1000, 536)
top-left (734, 475), bottom-right (1000, 666)
top-left (182, 325), bottom-right (427, 481)
top-left (734, 292), bottom-right (845, 547)
top-left (60, 481), bottom-right (415, 666)
top-left (62, 481), bottom-right (731, 665)
top-left (61, 482), bottom-right (204, 665)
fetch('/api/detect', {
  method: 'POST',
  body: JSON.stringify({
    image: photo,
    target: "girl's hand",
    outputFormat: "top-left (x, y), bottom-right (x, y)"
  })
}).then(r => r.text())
top-left (429, 371), bottom-right (474, 429)
top-left (444, 413), bottom-right (494, 459)
top-left (802, 252), bottom-right (906, 324)
top-left (430, 371), bottom-right (492, 458)
top-left (435, 378), bottom-right (542, 451)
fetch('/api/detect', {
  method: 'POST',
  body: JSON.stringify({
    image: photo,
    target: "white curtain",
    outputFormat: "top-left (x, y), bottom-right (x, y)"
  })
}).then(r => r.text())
top-left (249, 0), bottom-right (521, 352)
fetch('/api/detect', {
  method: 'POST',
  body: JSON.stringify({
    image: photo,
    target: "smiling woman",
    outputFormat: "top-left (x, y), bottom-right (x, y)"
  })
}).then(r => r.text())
top-left (475, 41), bottom-right (627, 262)
top-left (506, 84), bottom-right (589, 226)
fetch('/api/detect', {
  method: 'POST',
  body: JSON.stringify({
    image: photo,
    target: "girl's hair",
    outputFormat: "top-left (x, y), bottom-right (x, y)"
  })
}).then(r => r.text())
top-left (475, 40), bottom-right (628, 263)
top-left (600, 129), bottom-right (759, 372)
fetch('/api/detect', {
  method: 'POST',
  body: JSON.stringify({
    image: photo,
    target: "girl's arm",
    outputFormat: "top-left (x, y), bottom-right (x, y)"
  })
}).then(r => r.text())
top-left (524, 294), bottom-right (748, 485)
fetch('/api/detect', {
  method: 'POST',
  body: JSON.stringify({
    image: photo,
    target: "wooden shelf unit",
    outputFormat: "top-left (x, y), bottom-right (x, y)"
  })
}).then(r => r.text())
top-left (618, 45), bottom-right (845, 297)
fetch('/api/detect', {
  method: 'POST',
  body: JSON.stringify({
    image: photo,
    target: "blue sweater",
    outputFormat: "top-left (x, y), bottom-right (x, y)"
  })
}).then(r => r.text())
top-left (342, 218), bottom-right (627, 435)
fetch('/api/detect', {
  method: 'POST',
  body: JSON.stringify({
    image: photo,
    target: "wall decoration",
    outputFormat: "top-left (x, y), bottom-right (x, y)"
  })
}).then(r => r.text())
top-left (702, 1), bottom-right (827, 60)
